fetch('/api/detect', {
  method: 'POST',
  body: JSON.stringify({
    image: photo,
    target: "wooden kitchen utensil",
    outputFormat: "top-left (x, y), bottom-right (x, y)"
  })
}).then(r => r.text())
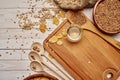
top-left (43, 19), bottom-right (120, 80)
top-left (67, 10), bottom-right (120, 50)
top-left (31, 42), bottom-right (72, 80)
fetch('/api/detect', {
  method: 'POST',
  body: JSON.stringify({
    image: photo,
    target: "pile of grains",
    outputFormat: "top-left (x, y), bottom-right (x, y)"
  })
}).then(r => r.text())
top-left (94, 0), bottom-right (120, 34)
top-left (16, 0), bottom-right (66, 33)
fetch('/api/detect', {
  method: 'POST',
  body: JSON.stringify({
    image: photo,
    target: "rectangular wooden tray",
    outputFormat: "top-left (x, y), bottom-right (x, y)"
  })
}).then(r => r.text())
top-left (43, 19), bottom-right (120, 80)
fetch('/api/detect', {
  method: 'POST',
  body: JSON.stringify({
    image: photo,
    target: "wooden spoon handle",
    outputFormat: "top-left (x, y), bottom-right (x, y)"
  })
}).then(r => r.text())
top-left (41, 55), bottom-right (72, 80)
top-left (81, 19), bottom-right (120, 50)
top-left (41, 61), bottom-right (67, 80)
top-left (67, 10), bottom-right (120, 50)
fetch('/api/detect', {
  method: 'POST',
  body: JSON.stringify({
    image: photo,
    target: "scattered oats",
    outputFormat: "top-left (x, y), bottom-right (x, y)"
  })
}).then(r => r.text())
top-left (21, 44), bottom-right (24, 46)
top-left (6, 52), bottom-right (9, 54)
top-left (59, 10), bottom-right (65, 18)
top-left (19, 35), bottom-right (22, 38)
top-left (6, 30), bottom-right (8, 32)
top-left (34, 22), bottom-right (39, 26)
top-left (14, 21), bottom-right (16, 24)
top-left (14, 35), bottom-right (17, 37)
top-left (31, 36), bottom-right (33, 39)
top-left (10, 53), bottom-right (12, 55)
top-left (53, 16), bottom-right (59, 25)
top-left (35, 33), bottom-right (38, 36)
top-left (23, 51), bottom-right (26, 53)
top-left (16, 0), bottom-right (66, 34)
top-left (34, 14), bottom-right (39, 18)
top-left (47, 27), bottom-right (51, 31)
top-left (21, 19), bottom-right (34, 30)
top-left (39, 23), bottom-right (47, 33)
top-left (27, 69), bottom-right (29, 71)
top-left (53, 9), bottom-right (59, 15)
top-left (7, 41), bottom-right (9, 44)
top-left (22, 75), bottom-right (24, 77)
top-left (39, 17), bottom-right (46, 23)
top-left (17, 77), bottom-right (19, 79)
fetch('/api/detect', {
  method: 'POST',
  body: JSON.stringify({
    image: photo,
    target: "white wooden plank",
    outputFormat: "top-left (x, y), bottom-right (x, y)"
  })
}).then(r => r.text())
top-left (0, 60), bottom-right (31, 71)
top-left (0, 0), bottom-right (56, 8)
top-left (0, 70), bottom-right (65, 80)
top-left (20, 50), bottom-right (30, 60)
top-left (0, 49), bottom-right (32, 60)
top-left (0, 50), bottom-right (22, 60)
top-left (0, 54), bottom-right (65, 71)
top-left (0, 71), bottom-right (36, 80)
top-left (0, 28), bottom-right (54, 49)
top-left (0, 29), bottom-right (53, 39)
top-left (0, 39), bottom-right (44, 49)
top-left (0, 61), bottom-right (69, 80)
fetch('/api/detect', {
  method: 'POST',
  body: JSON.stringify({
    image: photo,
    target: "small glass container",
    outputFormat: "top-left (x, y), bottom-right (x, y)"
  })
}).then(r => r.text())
top-left (67, 24), bottom-right (83, 42)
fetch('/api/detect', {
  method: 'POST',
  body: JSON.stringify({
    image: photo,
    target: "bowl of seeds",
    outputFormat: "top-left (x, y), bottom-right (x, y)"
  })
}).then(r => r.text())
top-left (93, 0), bottom-right (120, 34)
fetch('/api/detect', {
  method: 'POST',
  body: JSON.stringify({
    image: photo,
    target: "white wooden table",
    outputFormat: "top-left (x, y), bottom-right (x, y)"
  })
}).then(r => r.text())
top-left (0, 0), bottom-right (120, 80)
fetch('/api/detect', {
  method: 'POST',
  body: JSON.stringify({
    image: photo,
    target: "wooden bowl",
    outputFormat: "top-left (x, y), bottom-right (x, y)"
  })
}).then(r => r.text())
top-left (24, 73), bottom-right (58, 80)
top-left (93, 0), bottom-right (120, 34)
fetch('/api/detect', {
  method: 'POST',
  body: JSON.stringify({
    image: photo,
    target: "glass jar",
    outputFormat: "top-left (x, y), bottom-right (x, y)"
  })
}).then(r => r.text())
top-left (67, 24), bottom-right (83, 42)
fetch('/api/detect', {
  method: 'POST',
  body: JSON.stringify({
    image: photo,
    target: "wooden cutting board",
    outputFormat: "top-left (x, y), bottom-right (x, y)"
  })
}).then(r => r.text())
top-left (43, 19), bottom-right (120, 80)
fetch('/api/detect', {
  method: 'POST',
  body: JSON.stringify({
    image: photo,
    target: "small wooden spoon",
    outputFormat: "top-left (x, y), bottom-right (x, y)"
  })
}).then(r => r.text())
top-left (31, 42), bottom-right (72, 80)
top-left (30, 61), bottom-right (65, 79)
top-left (81, 18), bottom-right (120, 50)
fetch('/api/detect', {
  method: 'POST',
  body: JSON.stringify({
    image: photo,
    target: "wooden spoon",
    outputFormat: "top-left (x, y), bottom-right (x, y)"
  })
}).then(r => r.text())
top-left (67, 11), bottom-right (120, 50)
top-left (31, 42), bottom-right (73, 80)
top-left (30, 60), bottom-right (65, 79)
top-left (81, 18), bottom-right (120, 50)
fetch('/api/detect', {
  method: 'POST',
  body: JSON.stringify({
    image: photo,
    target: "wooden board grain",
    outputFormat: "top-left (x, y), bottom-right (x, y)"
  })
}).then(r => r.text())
top-left (44, 20), bottom-right (120, 80)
